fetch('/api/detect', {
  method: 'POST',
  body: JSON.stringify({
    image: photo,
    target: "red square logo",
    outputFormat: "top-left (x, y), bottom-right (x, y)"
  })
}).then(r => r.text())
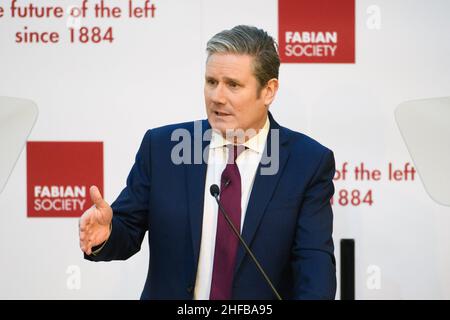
top-left (278, 0), bottom-right (355, 63)
top-left (27, 142), bottom-right (103, 218)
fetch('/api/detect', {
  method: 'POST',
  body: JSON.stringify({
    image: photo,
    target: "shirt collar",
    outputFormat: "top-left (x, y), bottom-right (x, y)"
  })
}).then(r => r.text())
top-left (209, 116), bottom-right (270, 154)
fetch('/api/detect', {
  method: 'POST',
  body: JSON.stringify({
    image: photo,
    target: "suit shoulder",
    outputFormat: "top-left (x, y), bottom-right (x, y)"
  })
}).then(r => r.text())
top-left (283, 126), bottom-right (333, 158)
top-left (142, 119), bottom-right (207, 142)
top-left (281, 127), bottom-right (336, 180)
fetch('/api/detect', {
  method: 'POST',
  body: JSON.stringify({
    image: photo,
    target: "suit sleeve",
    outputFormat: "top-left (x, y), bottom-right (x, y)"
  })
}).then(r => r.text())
top-left (291, 149), bottom-right (337, 299)
top-left (85, 130), bottom-right (152, 262)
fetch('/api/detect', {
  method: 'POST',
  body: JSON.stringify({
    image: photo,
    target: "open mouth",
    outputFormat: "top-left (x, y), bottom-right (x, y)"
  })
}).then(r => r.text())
top-left (214, 111), bottom-right (231, 116)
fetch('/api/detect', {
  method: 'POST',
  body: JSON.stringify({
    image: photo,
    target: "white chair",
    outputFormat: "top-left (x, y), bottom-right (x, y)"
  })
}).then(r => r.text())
top-left (0, 96), bottom-right (38, 194)
top-left (395, 97), bottom-right (450, 206)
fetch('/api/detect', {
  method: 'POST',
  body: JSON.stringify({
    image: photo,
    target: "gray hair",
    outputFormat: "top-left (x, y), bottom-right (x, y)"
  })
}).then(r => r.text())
top-left (206, 25), bottom-right (280, 91)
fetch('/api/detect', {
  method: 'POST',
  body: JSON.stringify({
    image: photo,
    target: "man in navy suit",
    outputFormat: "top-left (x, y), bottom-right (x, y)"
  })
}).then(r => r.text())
top-left (79, 25), bottom-right (336, 300)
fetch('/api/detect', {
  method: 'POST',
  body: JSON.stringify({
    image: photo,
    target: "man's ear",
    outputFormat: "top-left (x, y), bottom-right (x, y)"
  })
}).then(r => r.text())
top-left (263, 78), bottom-right (279, 106)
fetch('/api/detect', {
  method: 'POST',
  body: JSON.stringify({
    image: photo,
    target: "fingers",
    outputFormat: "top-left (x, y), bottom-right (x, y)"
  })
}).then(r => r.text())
top-left (78, 201), bottom-right (110, 255)
top-left (85, 244), bottom-right (92, 256)
top-left (79, 232), bottom-right (92, 255)
top-left (79, 211), bottom-right (92, 254)
top-left (89, 185), bottom-right (108, 209)
top-left (79, 227), bottom-right (96, 255)
top-left (80, 241), bottom-right (92, 255)
top-left (79, 208), bottom-right (91, 231)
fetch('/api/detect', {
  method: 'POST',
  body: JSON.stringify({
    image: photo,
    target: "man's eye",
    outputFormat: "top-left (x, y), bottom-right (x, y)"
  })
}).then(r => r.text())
top-left (207, 79), bottom-right (216, 85)
top-left (228, 82), bottom-right (238, 88)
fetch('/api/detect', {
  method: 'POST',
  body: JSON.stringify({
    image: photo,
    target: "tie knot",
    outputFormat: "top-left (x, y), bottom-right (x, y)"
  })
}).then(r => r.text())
top-left (226, 144), bottom-right (246, 164)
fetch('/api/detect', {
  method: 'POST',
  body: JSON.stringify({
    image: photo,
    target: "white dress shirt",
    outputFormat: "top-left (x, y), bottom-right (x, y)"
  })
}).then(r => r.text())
top-left (194, 116), bottom-right (270, 300)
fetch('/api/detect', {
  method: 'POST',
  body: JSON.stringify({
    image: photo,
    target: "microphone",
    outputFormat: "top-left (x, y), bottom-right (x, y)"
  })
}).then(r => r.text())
top-left (209, 184), bottom-right (282, 300)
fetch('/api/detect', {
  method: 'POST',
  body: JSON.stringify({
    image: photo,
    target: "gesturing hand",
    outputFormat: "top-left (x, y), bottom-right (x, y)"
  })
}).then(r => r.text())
top-left (79, 186), bottom-right (112, 255)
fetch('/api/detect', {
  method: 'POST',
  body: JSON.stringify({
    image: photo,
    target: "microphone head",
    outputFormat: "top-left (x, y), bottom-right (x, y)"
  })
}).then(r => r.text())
top-left (210, 184), bottom-right (220, 197)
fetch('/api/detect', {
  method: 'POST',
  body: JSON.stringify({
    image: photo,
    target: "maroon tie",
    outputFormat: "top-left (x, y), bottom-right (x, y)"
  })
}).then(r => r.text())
top-left (209, 144), bottom-right (245, 300)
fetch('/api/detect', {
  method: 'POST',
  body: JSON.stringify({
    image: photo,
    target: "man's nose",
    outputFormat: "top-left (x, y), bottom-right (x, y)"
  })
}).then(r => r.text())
top-left (210, 83), bottom-right (226, 104)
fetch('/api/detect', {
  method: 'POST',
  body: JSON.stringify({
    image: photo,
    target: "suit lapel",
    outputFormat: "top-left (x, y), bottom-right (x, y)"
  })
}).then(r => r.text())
top-left (186, 120), bottom-right (211, 276)
top-left (234, 113), bottom-right (290, 276)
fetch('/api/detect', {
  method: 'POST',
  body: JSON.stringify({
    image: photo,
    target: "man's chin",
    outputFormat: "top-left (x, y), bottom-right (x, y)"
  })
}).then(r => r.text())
top-left (210, 124), bottom-right (254, 144)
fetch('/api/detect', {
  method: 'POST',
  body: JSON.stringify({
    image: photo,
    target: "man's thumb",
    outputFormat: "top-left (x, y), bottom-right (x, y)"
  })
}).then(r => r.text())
top-left (90, 185), bottom-right (106, 208)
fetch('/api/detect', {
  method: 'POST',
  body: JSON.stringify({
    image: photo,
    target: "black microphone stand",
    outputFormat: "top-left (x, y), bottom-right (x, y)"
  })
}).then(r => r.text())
top-left (210, 184), bottom-right (282, 300)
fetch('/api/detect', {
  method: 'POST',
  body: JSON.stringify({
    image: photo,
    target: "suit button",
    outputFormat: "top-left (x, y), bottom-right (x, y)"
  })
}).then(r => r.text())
top-left (187, 286), bottom-right (194, 293)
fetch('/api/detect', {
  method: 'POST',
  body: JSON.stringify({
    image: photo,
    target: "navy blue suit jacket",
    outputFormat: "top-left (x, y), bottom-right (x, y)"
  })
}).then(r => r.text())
top-left (86, 113), bottom-right (336, 300)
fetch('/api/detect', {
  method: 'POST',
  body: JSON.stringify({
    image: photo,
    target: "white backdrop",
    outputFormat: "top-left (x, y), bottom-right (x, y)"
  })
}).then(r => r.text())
top-left (0, 0), bottom-right (449, 299)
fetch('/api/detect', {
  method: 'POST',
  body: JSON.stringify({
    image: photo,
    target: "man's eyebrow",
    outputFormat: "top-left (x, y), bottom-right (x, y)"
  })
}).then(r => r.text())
top-left (223, 77), bottom-right (243, 85)
top-left (204, 75), bottom-right (243, 85)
